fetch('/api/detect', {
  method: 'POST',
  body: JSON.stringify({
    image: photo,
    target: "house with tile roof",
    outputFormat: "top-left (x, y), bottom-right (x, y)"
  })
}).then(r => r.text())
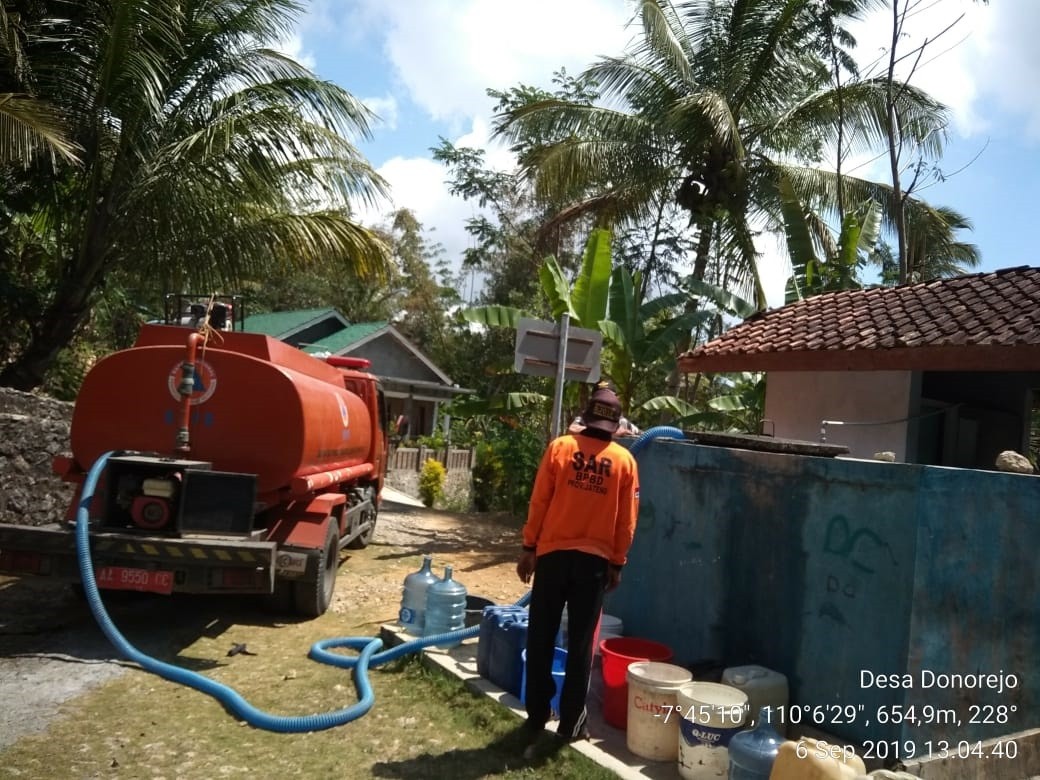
top-left (241, 308), bottom-right (471, 438)
top-left (678, 266), bottom-right (1040, 468)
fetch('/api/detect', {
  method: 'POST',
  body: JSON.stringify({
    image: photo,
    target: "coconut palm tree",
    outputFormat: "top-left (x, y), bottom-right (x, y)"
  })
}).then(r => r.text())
top-left (0, 2), bottom-right (79, 165)
top-left (494, 0), bottom-right (953, 309)
top-left (0, 0), bottom-right (390, 389)
top-left (903, 204), bottom-right (980, 282)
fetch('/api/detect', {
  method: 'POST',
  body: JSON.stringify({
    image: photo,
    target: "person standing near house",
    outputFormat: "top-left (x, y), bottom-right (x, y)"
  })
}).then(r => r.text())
top-left (395, 414), bottom-right (410, 439)
top-left (516, 384), bottom-right (640, 758)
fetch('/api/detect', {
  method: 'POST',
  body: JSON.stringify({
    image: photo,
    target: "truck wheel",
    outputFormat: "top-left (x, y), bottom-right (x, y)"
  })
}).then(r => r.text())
top-left (294, 520), bottom-right (339, 618)
top-left (345, 502), bottom-right (377, 550)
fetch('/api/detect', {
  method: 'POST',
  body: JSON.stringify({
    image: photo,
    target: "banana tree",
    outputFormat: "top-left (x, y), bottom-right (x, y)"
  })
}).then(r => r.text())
top-left (445, 392), bottom-right (549, 418)
top-left (632, 276), bottom-right (759, 425)
top-left (638, 372), bottom-right (765, 433)
top-left (693, 372), bottom-right (767, 433)
top-left (599, 264), bottom-right (709, 416)
top-left (780, 174), bottom-right (881, 302)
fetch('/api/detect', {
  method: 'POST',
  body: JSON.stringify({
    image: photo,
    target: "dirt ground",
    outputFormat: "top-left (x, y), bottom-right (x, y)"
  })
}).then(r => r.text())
top-left (0, 493), bottom-right (531, 751)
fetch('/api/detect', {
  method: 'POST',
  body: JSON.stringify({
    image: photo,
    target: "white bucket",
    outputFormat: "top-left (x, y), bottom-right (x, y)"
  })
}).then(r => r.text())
top-left (625, 662), bottom-right (693, 761)
top-left (676, 682), bottom-right (748, 779)
top-left (561, 610), bottom-right (623, 655)
top-left (597, 613), bottom-right (623, 654)
top-left (721, 664), bottom-right (789, 735)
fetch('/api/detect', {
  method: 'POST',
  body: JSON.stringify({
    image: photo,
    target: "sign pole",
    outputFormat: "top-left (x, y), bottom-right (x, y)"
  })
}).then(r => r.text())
top-left (549, 313), bottom-right (569, 439)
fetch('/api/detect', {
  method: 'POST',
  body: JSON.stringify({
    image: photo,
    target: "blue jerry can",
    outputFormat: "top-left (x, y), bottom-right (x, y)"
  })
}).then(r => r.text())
top-left (476, 605), bottom-right (529, 696)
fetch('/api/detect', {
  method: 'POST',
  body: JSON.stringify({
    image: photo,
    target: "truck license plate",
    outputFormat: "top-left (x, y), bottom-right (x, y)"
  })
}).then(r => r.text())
top-left (95, 566), bottom-right (174, 595)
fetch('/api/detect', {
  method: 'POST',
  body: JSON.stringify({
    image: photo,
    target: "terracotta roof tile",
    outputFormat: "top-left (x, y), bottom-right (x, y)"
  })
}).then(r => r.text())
top-left (680, 267), bottom-right (1040, 371)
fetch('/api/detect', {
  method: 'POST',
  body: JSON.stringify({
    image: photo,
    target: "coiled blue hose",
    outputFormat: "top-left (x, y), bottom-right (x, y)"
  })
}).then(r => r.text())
top-left (76, 428), bottom-right (680, 732)
top-left (75, 450), bottom-right (529, 732)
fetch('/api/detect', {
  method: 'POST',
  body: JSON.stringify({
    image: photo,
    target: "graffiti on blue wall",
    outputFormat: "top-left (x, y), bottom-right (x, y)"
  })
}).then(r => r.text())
top-left (818, 514), bottom-right (899, 626)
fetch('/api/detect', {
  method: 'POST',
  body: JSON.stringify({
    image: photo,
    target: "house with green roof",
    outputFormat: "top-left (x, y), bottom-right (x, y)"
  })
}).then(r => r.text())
top-left (241, 308), bottom-right (471, 438)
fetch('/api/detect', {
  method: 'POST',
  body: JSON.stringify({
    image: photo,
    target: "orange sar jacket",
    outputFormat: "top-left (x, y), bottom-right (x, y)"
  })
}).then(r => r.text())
top-left (522, 431), bottom-right (640, 567)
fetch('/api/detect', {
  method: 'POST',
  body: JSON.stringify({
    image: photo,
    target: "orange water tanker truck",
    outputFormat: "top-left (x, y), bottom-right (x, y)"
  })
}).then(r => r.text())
top-left (0, 299), bottom-right (388, 617)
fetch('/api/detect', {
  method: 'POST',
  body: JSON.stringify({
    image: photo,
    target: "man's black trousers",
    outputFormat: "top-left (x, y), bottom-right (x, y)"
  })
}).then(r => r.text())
top-left (524, 549), bottom-right (608, 738)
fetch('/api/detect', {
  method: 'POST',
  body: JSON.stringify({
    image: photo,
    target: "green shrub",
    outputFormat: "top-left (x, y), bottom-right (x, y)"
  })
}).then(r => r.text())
top-left (495, 426), bottom-right (543, 514)
top-left (42, 344), bottom-right (94, 401)
top-left (469, 426), bottom-right (543, 514)
top-left (418, 458), bottom-right (447, 508)
top-left (471, 442), bottom-right (505, 512)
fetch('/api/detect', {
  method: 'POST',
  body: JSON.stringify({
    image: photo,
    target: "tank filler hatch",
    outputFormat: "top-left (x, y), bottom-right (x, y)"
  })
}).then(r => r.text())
top-left (163, 294), bottom-right (245, 332)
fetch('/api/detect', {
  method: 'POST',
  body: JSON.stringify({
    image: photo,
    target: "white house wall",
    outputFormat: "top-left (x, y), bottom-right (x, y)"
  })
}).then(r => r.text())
top-left (764, 371), bottom-right (913, 460)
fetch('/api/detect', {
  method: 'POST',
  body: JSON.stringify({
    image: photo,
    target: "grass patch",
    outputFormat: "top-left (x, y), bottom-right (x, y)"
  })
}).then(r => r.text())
top-left (0, 648), bottom-right (615, 779)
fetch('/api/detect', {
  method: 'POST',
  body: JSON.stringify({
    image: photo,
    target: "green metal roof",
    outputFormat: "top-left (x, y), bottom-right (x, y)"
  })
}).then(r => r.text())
top-left (301, 322), bottom-right (388, 354)
top-left (241, 308), bottom-right (338, 337)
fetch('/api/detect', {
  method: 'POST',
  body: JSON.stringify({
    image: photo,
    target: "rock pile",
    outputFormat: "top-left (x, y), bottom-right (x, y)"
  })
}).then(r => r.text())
top-left (0, 388), bottom-right (76, 526)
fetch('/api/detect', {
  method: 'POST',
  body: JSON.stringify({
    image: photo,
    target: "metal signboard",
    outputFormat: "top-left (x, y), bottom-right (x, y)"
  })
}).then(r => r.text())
top-left (514, 317), bottom-right (602, 383)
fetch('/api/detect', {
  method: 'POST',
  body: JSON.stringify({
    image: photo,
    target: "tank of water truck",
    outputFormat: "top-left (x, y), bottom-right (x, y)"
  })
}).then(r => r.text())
top-left (69, 325), bottom-right (377, 495)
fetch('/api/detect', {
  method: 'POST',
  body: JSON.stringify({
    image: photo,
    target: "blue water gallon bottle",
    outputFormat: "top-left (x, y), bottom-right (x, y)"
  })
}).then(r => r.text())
top-left (728, 706), bottom-right (785, 780)
top-left (398, 555), bottom-right (438, 636)
top-left (424, 565), bottom-right (468, 649)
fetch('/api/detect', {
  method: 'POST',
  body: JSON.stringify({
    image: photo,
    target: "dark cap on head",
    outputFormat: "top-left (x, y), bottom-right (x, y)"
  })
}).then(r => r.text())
top-left (582, 386), bottom-right (622, 433)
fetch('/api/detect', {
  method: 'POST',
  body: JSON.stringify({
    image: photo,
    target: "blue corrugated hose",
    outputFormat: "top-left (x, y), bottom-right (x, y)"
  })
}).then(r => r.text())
top-left (629, 425), bottom-right (684, 455)
top-left (76, 428), bottom-right (681, 732)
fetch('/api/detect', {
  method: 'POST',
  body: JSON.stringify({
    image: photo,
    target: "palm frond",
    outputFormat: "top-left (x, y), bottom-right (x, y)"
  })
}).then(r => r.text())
top-left (639, 0), bottom-right (695, 89)
top-left (0, 94), bottom-right (80, 163)
top-left (769, 77), bottom-right (949, 159)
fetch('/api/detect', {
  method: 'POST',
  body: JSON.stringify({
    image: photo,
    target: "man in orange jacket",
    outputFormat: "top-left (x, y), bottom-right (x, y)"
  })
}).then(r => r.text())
top-left (516, 384), bottom-right (640, 757)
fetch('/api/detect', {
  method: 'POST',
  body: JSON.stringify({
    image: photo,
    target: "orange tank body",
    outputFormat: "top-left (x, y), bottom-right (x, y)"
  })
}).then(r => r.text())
top-left (70, 325), bottom-right (378, 495)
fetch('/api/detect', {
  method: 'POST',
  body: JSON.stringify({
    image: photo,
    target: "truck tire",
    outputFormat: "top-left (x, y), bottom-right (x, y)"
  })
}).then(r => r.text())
top-left (293, 520), bottom-right (338, 618)
top-left (345, 500), bottom-right (377, 550)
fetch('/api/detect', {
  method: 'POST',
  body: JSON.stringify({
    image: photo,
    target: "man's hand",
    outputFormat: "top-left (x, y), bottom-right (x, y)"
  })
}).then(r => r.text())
top-left (606, 565), bottom-right (622, 592)
top-left (516, 550), bottom-right (536, 585)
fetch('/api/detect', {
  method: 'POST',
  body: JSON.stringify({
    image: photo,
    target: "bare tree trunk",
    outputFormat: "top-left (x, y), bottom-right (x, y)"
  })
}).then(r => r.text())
top-left (886, 0), bottom-right (909, 284)
top-left (0, 283), bottom-right (94, 389)
top-left (665, 217), bottom-right (714, 405)
top-left (641, 199), bottom-right (668, 301)
top-left (829, 29), bottom-right (846, 222)
top-left (691, 214), bottom-right (713, 283)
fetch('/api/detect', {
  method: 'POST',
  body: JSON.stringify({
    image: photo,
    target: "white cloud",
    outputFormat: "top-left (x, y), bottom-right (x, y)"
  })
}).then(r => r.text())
top-left (351, 116), bottom-right (520, 279)
top-left (757, 233), bottom-right (794, 310)
top-left (362, 95), bottom-right (399, 132)
top-left (354, 141), bottom-right (489, 275)
top-left (850, 1), bottom-right (1040, 142)
top-left (340, 0), bottom-right (635, 126)
top-left (274, 32), bottom-right (316, 71)
top-left (454, 116), bottom-right (515, 172)
top-left (968, 0), bottom-right (1040, 140)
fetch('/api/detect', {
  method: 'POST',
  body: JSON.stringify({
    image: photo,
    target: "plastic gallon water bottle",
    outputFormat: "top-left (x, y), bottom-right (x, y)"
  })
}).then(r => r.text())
top-left (424, 565), bottom-right (468, 649)
top-left (398, 555), bottom-right (438, 636)
top-left (721, 665), bottom-right (789, 735)
top-left (728, 706), bottom-right (785, 780)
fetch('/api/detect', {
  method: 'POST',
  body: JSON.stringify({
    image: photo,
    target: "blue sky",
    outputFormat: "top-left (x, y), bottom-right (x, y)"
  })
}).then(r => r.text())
top-left (282, 0), bottom-right (1040, 307)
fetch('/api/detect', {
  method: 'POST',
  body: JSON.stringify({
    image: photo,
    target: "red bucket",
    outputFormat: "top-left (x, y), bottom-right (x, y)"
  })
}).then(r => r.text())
top-left (600, 637), bottom-right (673, 729)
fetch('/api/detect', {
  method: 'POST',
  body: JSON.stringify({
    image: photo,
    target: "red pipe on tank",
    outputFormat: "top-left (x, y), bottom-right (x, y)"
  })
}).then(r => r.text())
top-left (175, 332), bottom-right (204, 454)
top-left (291, 463), bottom-right (374, 495)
